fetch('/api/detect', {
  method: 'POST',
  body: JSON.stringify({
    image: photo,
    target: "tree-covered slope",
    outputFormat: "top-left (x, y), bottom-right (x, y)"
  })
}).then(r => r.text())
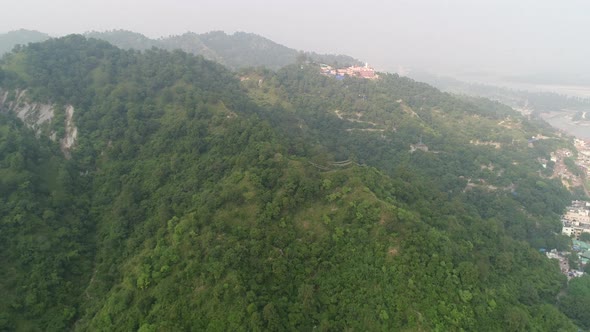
top-left (0, 36), bottom-right (583, 331)
top-left (0, 115), bottom-right (91, 331)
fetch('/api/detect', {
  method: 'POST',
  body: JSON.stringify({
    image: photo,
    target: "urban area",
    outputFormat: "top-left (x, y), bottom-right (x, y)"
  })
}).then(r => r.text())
top-left (545, 139), bottom-right (590, 279)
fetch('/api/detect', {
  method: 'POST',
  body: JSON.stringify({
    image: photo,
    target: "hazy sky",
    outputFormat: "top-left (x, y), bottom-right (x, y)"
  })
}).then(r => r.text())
top-left (3, 0), bottom-right (590, 82)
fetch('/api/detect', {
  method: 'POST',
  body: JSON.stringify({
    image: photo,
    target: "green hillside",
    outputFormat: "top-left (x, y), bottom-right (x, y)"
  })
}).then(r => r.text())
top-left (0, 35), bottom-right (585, 331)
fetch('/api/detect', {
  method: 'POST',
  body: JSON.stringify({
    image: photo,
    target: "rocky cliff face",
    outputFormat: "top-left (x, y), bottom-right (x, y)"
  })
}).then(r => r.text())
top-left (60, 105), bottom-right (77, 158)
top-left (0, 89), bottom-right (54, 130)
top-left (0, 89), bottom-right (77, 157)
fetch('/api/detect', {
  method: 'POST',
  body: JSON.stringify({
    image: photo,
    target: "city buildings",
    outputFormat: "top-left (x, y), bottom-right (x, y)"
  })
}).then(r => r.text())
top-left (561, 200), bottom-right (590, 239)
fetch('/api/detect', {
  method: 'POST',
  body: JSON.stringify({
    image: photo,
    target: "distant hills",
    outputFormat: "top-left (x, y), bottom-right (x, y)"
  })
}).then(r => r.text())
top-left (86, 30), bottom-right (362, 70)
top-left (0, 29), bottom-right (361, 70)
top-left (0, 29), bottom-right (50, 55)
top-left (411, 71), bottom-right (590, 113)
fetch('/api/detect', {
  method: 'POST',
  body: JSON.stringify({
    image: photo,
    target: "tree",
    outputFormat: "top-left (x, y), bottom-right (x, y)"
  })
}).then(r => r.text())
top-left (579, 233), bottom-right (590, 243)
top-left (559, 276), bottom-right (590, 329)
top-left (568, 253), bottom-right (579, 270)
top-left (295, 51), bottom-right (308, 64)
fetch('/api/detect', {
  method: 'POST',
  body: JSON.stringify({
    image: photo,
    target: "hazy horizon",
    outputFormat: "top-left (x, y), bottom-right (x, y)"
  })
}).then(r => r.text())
top-left (3, 0), bottom-right (590, 86)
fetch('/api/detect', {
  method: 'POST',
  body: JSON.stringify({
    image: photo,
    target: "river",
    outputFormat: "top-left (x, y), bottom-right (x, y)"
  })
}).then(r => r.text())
top-left (540, 111), bottom-right (590, 139)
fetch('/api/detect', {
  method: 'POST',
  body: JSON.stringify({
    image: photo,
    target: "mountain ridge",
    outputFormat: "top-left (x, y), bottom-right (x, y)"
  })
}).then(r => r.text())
top-left (85, 29), bottom-right (362, 70)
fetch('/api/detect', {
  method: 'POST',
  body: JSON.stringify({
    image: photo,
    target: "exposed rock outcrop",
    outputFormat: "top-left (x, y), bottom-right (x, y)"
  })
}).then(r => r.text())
top-left (60, 105), bottom-right (78, 158)
top-left (0, 89), bottom-right (78, 158)
top-left (0, 89), bottom-right (55, 132)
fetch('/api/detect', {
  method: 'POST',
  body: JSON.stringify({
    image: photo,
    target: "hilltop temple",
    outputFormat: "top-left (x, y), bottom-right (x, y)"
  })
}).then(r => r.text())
top-left (320, 63), bottom-right (379, 80)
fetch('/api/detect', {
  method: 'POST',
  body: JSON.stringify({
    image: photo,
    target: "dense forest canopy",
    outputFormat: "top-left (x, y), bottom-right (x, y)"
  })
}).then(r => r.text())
top-left (0, 35), bottom-right (586, 331)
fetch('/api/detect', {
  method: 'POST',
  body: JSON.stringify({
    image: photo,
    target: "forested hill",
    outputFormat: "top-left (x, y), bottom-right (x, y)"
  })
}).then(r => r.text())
top-left (85, 30), bottom-right (362, 70)
top-left (0, 35), bottom-right (586, 331)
